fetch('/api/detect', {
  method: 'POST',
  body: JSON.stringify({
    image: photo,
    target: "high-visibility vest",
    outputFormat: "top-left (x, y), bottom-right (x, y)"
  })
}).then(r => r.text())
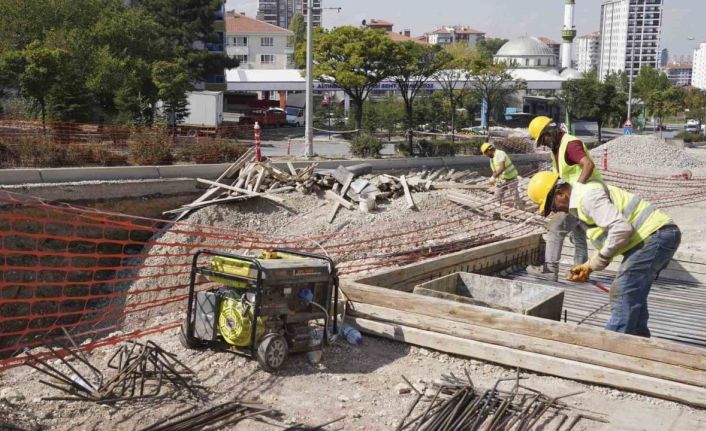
top-left (490, 150), bottom-right (518, 180)
top-left (575, 182), bottom-right (672, 257)
top-left (550, 133), bottom-right (602, 185)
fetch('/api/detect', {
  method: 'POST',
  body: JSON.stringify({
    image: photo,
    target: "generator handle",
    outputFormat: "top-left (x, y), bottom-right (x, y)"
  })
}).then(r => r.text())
top-left (272, 248), bottom-right (339, 337)
top-left (189, 249), bottom-right (265, 357)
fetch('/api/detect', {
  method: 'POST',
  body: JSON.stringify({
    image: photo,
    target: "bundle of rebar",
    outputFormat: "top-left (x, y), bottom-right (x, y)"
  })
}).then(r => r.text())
top-left (396, 371), bottom-right (608, 431)
top-left (26, 334), bottom-right (202, 403)
top-left (138, 400), bottom-right (271, 431)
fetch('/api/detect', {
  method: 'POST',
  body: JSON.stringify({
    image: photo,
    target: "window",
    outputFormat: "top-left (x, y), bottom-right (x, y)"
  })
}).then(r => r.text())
top-left (235, 54), bottom-right (248, 64)
top-left (260, 54), bottom-right (275, 64)
top-left (286, 54), bottom-right (293, 66)
top-left (261, 37), bottom-right (274, 47)
top-left (234, 37), bottom-right (248, 46)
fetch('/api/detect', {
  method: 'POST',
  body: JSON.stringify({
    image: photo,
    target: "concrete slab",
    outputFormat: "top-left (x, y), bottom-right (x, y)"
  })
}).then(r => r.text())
top-left (40, 166), bottom-right (161, 183)
top-left (157, 164), bottom-right (230, 179)
top-left (0, 169), bottom-right (43, 185)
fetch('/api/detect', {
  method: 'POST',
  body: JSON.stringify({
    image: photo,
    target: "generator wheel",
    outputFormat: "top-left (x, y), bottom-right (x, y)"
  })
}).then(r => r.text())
top-left (179, 321), bottom-right (206, 350)
top-left (257, 334), bottom-right (288, 372)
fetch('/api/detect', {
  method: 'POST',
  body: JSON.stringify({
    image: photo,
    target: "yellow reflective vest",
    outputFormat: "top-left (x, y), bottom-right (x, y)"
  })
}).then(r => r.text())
top-left (575, 182), bottom-right (672, 257)
top-left (490, 150), bottom-right (518, 181)
top-left (550, 133), bottom-right (603, 185)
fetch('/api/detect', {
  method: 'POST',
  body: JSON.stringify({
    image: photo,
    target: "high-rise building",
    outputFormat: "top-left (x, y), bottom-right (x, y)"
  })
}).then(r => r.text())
top-left (576, 32), bottom-right (601, 73)
top-left (660, 48), bottom-right (669, 67)
top-left (692, 43), bottom-right (706, 90)
top-left (598, 0), bottom-right (663, 81)
top-left (257, 0), bottom-right (321, 29)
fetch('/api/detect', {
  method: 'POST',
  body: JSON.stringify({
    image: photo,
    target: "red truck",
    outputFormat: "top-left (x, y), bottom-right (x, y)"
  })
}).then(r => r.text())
top-left (238, 108), bottom-right (288, 127)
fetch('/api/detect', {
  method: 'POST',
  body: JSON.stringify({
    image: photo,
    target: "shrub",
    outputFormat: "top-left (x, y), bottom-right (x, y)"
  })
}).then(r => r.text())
top-left (675, 131), bottom-right (705, 143)
top-left (350, 132), bottom-right (383, 158)
top-left (396, 137), bottom-right (483, 157)
top-left (185, 138), bottom-right (248, 164)
top-left (128, 127), bottom-right (173, 165)
top-left (10, 135), bottom-right (68, 167)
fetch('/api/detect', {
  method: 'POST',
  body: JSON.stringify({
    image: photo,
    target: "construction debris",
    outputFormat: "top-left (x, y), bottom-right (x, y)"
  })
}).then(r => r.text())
top-left (26, 337), bottom-right (202, 403)
top-left (396, 370), bottom-right (605, 431)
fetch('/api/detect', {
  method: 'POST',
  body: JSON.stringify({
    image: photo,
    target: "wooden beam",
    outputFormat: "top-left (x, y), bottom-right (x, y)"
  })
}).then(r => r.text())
top-left (400, 175), bottom-right (416, 210)
top-left (431, 183), bottom-right (489, 190)
top-left (324, 190), bottom-right (354, 210)
top-left (197, 178), bottom-right (285, 204)
top-left (348, 302), bottom-right (706, 389)
top-left (328, 172), bottom-right (354, 223)
top-left (341, 279), bottom-right (706, 371)
top-left (287, 161), bottom-right (297, 176)
top-left (351, 317), bottom-right (706, 408)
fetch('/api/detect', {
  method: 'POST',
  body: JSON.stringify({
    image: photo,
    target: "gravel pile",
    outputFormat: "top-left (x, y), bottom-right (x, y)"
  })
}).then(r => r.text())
top-left (591, 135), bottom-right (704, 171)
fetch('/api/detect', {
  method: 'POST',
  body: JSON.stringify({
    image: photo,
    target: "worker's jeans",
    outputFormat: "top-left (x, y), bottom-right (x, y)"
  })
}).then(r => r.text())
top-left (495, 178), bottom-right (523, 210)
top-left (544, 213), bottom-right (588, 280)
top-left (606, 225), bottom-right (681, 337)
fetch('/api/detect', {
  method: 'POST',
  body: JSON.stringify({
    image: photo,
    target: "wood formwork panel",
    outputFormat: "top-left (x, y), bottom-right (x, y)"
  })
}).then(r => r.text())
top-left (341, 234), bottom-right (706, 407)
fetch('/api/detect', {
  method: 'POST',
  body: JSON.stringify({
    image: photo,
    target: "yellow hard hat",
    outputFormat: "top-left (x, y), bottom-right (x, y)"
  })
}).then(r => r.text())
top-left (527, 171), bottom-right (560, 216)
top-left (528, 116), bottom-right (553, 141)
top-left (480, 143), bottom-right (494, 154)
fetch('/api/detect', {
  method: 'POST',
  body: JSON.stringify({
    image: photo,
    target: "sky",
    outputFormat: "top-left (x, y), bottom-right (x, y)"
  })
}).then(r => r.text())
top-left (225, 0), bottom-right (702, 60)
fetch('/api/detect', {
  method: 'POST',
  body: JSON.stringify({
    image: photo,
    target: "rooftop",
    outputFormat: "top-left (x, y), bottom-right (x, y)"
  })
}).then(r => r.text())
top-left (538, 37), bottom-right (560, 46)
top-left (367, 19), bottom-right (394, 27)
top-left (225, 11), bottom-right (292, 34)
top-left (664, 62), bottom-right (693, 70)
top-left (432, 26), bottom-right (484, 35)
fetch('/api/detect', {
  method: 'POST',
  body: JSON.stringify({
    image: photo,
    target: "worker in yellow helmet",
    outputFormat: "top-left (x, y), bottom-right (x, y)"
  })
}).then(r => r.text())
top-left (480, 142), bottom-right (523, 210)
top-left (527, 171), bottom-right (681, 337)
top-left (527, 116), bottom-right (604, 281)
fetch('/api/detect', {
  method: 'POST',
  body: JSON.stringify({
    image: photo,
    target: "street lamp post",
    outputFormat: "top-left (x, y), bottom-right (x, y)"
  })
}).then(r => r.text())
top-left (304, 0), bottom-right (314, 157)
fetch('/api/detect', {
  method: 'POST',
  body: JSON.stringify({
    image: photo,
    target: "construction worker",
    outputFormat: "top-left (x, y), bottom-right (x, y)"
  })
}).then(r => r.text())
top-left (480, 142), bottom-right (523, 210)
top-left (527, 116), bottom-right (604, 280)
top-left (527, 171), bottom-right (681, 337)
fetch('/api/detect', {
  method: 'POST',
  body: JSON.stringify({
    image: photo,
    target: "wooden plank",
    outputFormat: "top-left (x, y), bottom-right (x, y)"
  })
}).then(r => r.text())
top-left (324, 190), bottom-right (354, 210)
top-left (399, 175), bottom-right (416, 210)
top-left (328, 172), bottom-right (354, 223)
top-left (197, 178), bottom-right (285, 204)
top-left (253, 168), bottom-right (266, 193)
top-left (341, 279), bottom-right (706, 371)
top-left (351, 317), bottom-right (706, 408)
top-left (174, 148), bottom-right (254, 220)
top-left (431, 183), bottom-right (489, 190)
top-left (287, 161), bottom-right (297, 176)
top-left (349, 302), bottom-right (706, 389)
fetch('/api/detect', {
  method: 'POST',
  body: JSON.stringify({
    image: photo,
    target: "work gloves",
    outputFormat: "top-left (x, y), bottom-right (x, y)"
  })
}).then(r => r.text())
top-left (566, 253), bottom-right (611, 282)
top-left (487, 177), bottom-right (497, 187)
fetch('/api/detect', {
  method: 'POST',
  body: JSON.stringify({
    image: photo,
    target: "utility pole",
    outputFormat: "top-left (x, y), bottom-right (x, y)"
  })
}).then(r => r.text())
top-left (304, 0), bottom-right (315, 157)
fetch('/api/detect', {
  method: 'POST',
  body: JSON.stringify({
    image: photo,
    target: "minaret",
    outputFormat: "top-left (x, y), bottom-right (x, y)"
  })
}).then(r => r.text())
top-left (561, 0), bottom-right (577, 69)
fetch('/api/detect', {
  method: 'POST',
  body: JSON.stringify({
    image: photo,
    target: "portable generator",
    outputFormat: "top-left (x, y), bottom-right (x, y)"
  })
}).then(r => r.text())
top-left (179, 249), bottom-right (338, 372)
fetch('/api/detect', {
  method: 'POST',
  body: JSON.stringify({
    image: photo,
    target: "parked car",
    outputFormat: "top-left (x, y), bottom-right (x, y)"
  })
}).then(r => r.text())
top-left (285, 106), bottom-right (304, 127)
top-left (238, 108), bottom-right (287, 127)
top-left (686, 119), bottom-right (701, 133)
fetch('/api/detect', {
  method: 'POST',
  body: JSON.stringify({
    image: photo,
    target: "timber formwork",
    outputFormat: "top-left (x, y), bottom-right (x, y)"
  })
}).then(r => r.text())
top-left (341, 234), bottom-right (706, 407)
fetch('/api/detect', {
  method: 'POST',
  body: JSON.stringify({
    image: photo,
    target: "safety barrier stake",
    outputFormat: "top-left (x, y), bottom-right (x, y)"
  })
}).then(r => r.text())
top-left (254, 122), bottom-right (262, 162)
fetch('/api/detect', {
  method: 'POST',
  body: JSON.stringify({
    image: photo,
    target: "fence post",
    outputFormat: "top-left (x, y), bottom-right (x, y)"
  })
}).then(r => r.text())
top-left (254, 122), bottom-right (261, 161)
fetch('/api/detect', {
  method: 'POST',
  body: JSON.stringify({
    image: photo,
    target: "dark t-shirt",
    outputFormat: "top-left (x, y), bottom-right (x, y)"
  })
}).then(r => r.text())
top-left (552, 133), bottom-right (587, 166)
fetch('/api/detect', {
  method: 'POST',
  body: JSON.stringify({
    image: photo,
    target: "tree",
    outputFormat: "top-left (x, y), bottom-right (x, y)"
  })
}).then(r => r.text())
top-left (10, 42), bottom-right (69, 130)
top-left (308, 26), bottom-right (397, 129)
top-left (288, 14), bottom-right (306, 68)
top-left (684, 87), bottom-right (706, 128)
top-left (468, 54), bottom-right (519, 134)
top-left (152, 61), bottom-right (192, 134)
top-left (633, 66), bottom-right (671, 100)
top-left (646, 87), bottom-right (684, 137)
top-left (389, 42), bottom-right (450, 151)
top-left (433, 43), bottom-right (475, 139)
top-left (476, 38), bottom-right (508, 61)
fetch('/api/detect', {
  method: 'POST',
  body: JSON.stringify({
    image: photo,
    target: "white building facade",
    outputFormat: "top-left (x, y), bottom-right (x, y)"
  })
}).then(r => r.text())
top-left (225, 12), bottom-right (294, 70)
top-left (426, 26), bottom-right (485, 48)
top-left (576, 32), bottom-right (600, 73)
top-left (598, 0), bottom-right (663, 81)
top-left (664, 63), bottom-right (692, 87)
top-left (256, 0), bottom-right (321, 29)
top-left (692, 43), bottom-right (706, 90)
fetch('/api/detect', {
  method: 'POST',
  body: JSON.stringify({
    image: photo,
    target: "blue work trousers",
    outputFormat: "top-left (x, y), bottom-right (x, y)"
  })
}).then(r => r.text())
top-left (606, 225), bottom-right (681, 337)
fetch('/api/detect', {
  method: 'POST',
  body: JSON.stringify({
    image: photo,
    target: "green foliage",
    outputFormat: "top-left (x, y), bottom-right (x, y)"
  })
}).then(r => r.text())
top-left (152, 61), bottom-right (192, 127)
top-left (307, 26), bottom-right (397, 129)
top-left (128, 126), bottom-right (174, 165)
top-left (633, 66), bottom-right (671, 100)
top-left (358, 97), bottom-right (405, 133)
top-left (350, 132), bottom-right (383, 158)
top-left (468, 54), bottom-right (519, 132)
top-left (675, 131), bottom-right (705, 143)
top-left (684, 87), bottom-right (706, 125)
top-left (434, 43), bottom-right (476, 134)
top-left (288, 14), bottom-right (306, 69)
top-left (476, 38), bottom-right (508, 60)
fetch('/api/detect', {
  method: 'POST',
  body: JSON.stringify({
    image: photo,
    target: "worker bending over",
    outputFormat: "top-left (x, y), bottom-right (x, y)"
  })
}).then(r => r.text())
top-left (527, 171), bottom-right (681, 337)
top-left (480, 143), bottom-right (523, 210)
top-left (528, 116), bottom-right (603, 280)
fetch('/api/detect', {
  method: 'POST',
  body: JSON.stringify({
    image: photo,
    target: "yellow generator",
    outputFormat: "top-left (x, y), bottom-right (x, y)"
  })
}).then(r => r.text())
top-left (180, 249), bottom-right (338, 372)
